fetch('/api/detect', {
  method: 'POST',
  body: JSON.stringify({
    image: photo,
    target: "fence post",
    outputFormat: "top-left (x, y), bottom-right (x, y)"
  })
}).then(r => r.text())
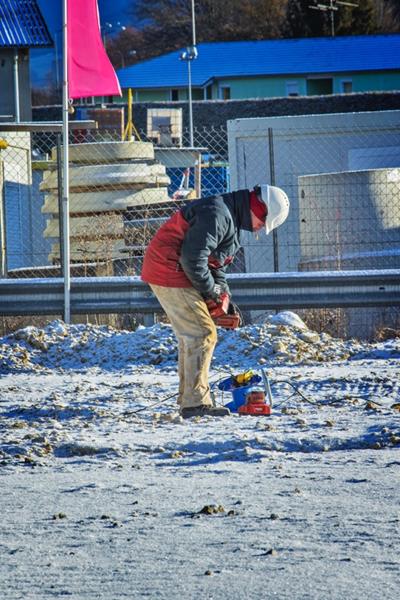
top-left (268, 127), bottom-right (279, 273)
top-left (62, 0), bottom-right (71, 324)
top-left (0, 159), bottom-right (6, 277)
top-left (56, 134), bottom-right (64, 277)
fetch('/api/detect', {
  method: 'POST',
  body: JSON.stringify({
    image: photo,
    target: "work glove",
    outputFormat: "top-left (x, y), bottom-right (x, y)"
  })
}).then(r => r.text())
top-left (206, 284), bottom-right (227, 302)
top-left (205, 291), bottom-right (230, 319)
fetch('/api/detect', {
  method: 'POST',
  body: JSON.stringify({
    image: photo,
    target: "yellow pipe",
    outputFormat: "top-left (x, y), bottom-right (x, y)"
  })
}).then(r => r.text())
top-left (127, 88), bottom-right (133, 141)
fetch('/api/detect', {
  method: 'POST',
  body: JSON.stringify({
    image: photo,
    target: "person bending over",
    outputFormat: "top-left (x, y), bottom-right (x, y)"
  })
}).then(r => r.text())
top-left (141, 184), bottom-right (289, 419)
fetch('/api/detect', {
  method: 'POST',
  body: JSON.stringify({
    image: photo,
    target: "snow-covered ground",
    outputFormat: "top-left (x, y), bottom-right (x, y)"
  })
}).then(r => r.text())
top-left (1, 312), bottom-right (399, 599)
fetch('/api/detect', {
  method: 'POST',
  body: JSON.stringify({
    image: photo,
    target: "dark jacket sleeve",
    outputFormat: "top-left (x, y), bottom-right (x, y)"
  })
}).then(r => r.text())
top-left (210, 266), bottom-right (230, 294)
top-left (179, 206), bottom-right (230, 298)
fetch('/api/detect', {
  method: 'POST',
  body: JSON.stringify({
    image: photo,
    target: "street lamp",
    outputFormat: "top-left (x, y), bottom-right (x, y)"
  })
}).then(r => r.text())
top-left (179, 0), bottom-right (197, 147)
top-left (180, 45), bottom-right (198, 147)
top-left (101, 21), bottom-right (126, 47)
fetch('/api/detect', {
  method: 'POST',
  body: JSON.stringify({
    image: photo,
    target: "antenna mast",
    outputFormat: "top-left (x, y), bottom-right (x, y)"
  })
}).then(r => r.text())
top-left (309, 1), bottom-right (359, 36)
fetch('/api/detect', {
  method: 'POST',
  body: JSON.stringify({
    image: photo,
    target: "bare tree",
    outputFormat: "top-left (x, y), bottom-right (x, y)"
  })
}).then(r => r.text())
top-left (375, 0), bottom-right (400, 33)
top-left (122, 0), bottom-right (400, 63)
top-left (129, 0), bottom-right (287, 59)
top-left (285, 0), bottom-right (400, 38)
top-left (105, 27), bottom-right (145, 69)
top-left (32, 71), bottom-right (61, 106)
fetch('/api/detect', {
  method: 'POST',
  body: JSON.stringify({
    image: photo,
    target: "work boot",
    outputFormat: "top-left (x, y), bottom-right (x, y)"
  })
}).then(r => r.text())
top-left (180, 405), bottom-right (231, 419)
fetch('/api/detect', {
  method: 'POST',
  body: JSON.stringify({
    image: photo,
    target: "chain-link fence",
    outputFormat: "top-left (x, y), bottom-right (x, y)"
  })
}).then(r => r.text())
top-left (227, 110), bottom-right (400, 337)
top-left (0, 124), bottom-right (230, 279)
top-left (1, 110), bottom-right (399, 338)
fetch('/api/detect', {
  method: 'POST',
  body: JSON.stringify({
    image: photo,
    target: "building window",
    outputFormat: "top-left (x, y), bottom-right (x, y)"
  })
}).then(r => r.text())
top-left (80, 96), bottom-right (95, 105)
top-left (219, 86), bottom-right (231, 100)
top-left (286, 81), bottom-right (300, 97)
top-left (306, 78), bottom-right (333, 96)
top-left (170, 89), bottom-right (179, 101)
top-left (341, 79), bottom-right (353, 94)
top-left (205, 85), bottom-right (213, 100)
top-left (192, 88), bottom-right (203, 101)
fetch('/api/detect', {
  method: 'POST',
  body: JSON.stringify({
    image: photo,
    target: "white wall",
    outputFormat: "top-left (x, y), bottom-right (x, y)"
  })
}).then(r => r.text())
top-left (227, 110), bottom-right (400, 273)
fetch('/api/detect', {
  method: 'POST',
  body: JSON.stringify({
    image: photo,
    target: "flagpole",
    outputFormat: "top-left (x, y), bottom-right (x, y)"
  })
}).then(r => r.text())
top-left (62, 0), bottom-right (71, 323)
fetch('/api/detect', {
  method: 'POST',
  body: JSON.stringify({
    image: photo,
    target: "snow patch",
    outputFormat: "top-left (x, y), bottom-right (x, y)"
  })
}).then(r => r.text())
top-left (268, 310), bottom-right (308, 330)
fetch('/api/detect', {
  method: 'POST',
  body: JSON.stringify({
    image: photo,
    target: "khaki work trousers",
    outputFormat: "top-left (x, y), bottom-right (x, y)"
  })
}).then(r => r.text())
top-left (150, 284), bottom-right (218, 409)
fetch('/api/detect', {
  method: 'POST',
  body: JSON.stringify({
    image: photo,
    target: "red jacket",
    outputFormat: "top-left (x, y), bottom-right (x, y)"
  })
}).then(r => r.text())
top-left (141, 210), bottom-right (192, 287)
top-left (141, 190), bottom-right (253, 297)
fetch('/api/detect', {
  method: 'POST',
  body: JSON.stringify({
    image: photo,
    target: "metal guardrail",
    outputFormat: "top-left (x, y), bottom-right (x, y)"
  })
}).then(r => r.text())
top-left (0, 270), bottom-right (399, 317)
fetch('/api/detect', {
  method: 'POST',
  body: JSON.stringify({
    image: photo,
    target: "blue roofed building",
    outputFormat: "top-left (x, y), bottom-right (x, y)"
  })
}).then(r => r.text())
top-left (0, 0), bottom-right (52, 121)
top-left (115, 35), bottom-right (400, 103)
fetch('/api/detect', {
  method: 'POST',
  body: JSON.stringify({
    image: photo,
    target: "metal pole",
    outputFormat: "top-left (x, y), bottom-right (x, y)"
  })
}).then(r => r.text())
top-left (13, 50), bottom-right (20, 123)
top-left (62, 0), bottom-right (71, 323)
top-left (191, 0), bottom-right (196, 46)
top-left (0, 160), bottom-right (6, 277)
top-left (54, 31), bottom-right (61, 92)
top-left (127, 88), bottom-right (133, 141)
top-left (268, 128), bottom-right (279, 273)
top-left (261, 369), bottom-right (273, 408)
top-left (56, 134), bottom-right (64, 275)
top-left (188, 60), bottom-right (194, 147)
top-left (188, 0), bottom-right (196, 147)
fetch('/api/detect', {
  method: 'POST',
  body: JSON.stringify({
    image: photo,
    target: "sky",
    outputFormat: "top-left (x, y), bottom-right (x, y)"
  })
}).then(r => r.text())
top-left (31, 0), bottom-right (136, 86)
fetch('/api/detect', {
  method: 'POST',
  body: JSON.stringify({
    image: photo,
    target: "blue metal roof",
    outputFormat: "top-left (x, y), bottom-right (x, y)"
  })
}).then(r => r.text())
top-left (0, 0), bottom-right (52, 48)
top-left (117, 35), bottom-right (400, 89)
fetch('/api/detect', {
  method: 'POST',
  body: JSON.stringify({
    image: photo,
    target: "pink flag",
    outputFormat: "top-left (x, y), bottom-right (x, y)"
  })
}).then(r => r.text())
top-left (67, 0), bottom-right (121, 99)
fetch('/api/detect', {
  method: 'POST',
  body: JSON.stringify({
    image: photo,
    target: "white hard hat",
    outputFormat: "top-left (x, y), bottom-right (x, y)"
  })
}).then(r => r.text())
top-left (259, 184), bottom-right (290, 234)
